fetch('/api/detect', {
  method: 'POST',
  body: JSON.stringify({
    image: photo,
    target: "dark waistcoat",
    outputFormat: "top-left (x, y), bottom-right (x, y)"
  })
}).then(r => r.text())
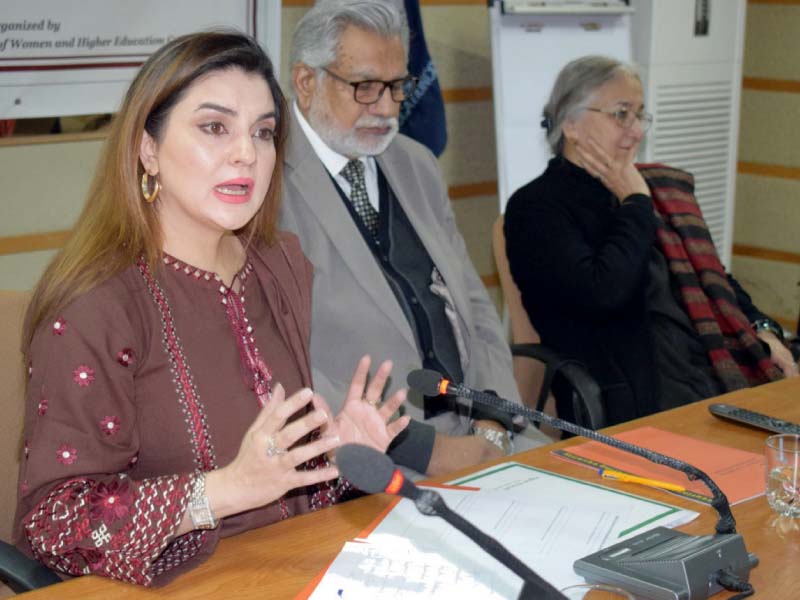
top-left (331, 168), bottom-right (463, 418)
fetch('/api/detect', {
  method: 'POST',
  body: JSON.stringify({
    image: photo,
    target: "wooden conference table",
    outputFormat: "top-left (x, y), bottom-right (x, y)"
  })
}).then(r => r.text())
top-left (22, 377), bottom-right (800, 599)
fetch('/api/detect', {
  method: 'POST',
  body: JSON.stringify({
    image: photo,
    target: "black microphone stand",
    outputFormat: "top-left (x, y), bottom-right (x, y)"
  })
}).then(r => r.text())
top-left (336, 444), bottom-right (567, 599)
top-left (443, 379), bottom-right (736, 535)
top-left (413, 488), bottom-right (567, 600)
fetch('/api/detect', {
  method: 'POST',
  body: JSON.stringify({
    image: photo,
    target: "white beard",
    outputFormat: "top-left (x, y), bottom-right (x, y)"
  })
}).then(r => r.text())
top-left (308, 94), bottom-right (399, 157)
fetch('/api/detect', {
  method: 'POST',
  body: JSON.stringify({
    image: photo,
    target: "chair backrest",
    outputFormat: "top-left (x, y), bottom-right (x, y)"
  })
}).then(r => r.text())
top-left (0, 291), bottom-right (31, 544)
top-left (492, 216), bottom-right (560, 437)
top-left (493, 216), bottom-right (606, 433)
top-left (492, 216), bottom-right (539, 347)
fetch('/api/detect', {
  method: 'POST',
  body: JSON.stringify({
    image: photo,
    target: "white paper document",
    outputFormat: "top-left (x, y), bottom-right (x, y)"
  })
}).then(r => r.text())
top-left (308, 539), bottom-right (510, 600)
top-left (308, 463), bottom-right (699, 599)
top-left (449, 462), bottom-right (699, 540)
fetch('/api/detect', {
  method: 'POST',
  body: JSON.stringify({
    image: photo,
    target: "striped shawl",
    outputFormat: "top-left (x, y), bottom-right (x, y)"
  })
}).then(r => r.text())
top-left (638, 164), bottom-right (782, 391)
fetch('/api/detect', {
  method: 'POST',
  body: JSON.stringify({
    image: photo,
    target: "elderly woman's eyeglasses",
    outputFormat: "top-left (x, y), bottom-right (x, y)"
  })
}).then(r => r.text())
top-left (585, 106), bottom-right (653, 131)
top-left (322, 67), bottom-right (418, 105)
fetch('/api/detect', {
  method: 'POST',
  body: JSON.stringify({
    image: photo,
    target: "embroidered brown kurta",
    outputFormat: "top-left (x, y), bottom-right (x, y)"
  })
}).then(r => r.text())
top-left (13, 233), bottom-right (339, 586)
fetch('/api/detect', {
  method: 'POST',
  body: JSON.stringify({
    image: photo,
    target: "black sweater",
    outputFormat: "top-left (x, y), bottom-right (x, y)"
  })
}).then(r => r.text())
top-left (504, 157), bottom-right (767, 425)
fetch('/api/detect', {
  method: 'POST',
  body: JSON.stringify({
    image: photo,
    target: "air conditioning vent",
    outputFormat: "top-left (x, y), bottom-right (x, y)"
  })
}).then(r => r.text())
top-left (649, 80), bottom-right (735, 257)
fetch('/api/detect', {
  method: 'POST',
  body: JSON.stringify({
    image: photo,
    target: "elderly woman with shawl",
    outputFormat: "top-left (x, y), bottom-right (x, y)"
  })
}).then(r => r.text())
top-left (504, 55), bottom-right (797, 427)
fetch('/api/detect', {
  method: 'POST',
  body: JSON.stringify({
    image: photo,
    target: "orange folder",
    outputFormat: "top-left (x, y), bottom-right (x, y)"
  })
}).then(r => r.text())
top-left (551, 426), bottom-right (765, 506)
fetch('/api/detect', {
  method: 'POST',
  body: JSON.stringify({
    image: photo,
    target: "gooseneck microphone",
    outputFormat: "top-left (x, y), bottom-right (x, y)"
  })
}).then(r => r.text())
top-left (336, 443), bottom-right (421, 500)
top-left (337, 444), bottom-right (567, 600)
top-left (407, 369), bottom-right (737, 536)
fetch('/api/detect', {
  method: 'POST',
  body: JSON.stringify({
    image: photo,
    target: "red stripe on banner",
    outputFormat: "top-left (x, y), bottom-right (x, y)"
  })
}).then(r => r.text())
top-left (0, 53), bottom-right (147, 62)
top-left (0, 61), bottom-right (143, 72)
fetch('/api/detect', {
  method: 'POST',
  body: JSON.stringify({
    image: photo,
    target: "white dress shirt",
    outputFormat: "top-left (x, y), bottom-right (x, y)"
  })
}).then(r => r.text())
top-left (292, 102), bottom-right (380, 212)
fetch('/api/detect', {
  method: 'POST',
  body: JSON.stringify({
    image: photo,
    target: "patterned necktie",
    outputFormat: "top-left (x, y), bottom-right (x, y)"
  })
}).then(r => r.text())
top-left (340, 159), bottom-right (379, 236)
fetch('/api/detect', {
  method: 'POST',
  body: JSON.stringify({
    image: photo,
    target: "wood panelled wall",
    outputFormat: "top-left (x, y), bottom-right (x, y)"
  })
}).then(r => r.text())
top-left (1, 0), bottom-right (798, 334)
top-left (735, 0), bottom-right (800, 331)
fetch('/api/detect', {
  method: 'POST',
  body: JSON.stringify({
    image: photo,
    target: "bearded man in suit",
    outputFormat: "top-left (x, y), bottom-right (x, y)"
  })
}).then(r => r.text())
top-left (279, 0), bottom-right (550, 478)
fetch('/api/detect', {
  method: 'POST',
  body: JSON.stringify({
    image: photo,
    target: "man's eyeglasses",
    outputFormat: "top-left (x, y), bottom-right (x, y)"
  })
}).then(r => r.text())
top-left (585, 105), bottom-right (653, 131)
top-left (322, 67), bottom-right (418, 105)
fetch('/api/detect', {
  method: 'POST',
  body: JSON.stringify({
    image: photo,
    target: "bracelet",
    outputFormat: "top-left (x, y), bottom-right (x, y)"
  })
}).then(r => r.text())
top-left (189, 472), bottom-right (218, 530)
top-left (471, 425), bottom-right (513, 456)
top-left (752, 318), bottom-right (784, 341)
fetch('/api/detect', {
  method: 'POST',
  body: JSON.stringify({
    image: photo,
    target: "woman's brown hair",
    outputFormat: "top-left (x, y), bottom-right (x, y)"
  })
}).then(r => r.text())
top-left (23, 30), bottom-right (288, 351)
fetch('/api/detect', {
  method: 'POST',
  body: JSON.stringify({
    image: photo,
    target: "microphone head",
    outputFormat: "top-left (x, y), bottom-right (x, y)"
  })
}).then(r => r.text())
top-left (407, 369), bottom-right (445, 396)
top-left (337, 444), bottom-right (397, 494)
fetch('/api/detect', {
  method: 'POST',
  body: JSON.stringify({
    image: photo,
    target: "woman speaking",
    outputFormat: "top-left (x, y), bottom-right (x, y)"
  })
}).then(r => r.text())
top-left (14, 31), bottom-right (408, 586)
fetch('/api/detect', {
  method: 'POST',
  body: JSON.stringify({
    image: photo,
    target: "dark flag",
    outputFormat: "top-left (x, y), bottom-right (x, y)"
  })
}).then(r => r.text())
top-left (399, 0), bottom-right (447, 157)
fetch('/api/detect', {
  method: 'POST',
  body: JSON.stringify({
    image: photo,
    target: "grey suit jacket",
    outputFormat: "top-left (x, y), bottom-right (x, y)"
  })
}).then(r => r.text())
top-left (279, 111), bottom-right (547, 461)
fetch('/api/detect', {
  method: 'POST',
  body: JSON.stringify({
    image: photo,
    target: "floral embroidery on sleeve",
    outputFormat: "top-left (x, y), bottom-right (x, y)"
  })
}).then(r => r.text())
top-left (72, 365), bottom-right (95, 387)
top-left (56, 444), bottom-right (77, 465)
top-left (24, 474), bottom-right (198, 586)
top-left (99, 416), bottom-right (121, 436)
top-left (52, 318), bottom-right (67, 335)
top-left (117, 348), bottom-right (135, 367)
top-left (89, 480), bottom-right (133, 525)
top-left (21, 276), bottom-right (211, 586)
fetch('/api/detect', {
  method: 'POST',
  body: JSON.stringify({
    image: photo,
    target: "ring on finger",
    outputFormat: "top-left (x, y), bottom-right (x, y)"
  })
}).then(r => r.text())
top-left (265, 434), bottom-right (287, 457)
top-left (362, 395), bottom-right (380, 407)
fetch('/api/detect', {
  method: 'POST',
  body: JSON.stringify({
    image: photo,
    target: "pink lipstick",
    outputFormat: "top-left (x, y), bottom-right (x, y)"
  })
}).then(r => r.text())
top-left (213, 178), bottom-right (254, 204)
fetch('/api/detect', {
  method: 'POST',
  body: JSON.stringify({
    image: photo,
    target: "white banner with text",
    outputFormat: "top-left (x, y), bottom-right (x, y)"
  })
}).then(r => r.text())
top-left (0, 0), bottom-right (280, 119)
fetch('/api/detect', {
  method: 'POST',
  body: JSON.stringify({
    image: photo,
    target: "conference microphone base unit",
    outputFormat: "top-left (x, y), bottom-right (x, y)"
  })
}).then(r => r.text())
top-left (573, 527), bottom-right (758, 600)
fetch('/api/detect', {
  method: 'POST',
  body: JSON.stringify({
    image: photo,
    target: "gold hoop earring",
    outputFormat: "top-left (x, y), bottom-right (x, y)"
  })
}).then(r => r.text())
top-left (141, 172), bottom-right (160, 203)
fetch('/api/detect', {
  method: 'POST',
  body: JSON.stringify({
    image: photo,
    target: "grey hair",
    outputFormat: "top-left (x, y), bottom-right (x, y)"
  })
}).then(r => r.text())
top-left (290, 0), bottom-right (409, 88)
top-left (542, 55), bottom-right (641, 155)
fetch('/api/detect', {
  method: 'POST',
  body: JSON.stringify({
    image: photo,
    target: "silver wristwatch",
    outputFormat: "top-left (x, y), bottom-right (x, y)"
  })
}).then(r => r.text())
top-left (472, 425), bottom-right (513, 456)
top-left (189, 472), bottom-right (217, 530)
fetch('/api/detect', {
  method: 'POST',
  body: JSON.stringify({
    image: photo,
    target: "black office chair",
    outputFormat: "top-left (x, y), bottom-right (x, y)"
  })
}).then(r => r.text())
top-left (0, 542), bottom-right (60, 594)
top-left (512, 343), bottom-right (606, 434)
top-left (493, 216), bottom-right (606, 436)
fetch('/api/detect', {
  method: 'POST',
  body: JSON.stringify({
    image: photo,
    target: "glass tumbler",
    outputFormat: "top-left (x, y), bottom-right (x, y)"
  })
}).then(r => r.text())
top-left (765, 433), bottom-right (800, 518)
